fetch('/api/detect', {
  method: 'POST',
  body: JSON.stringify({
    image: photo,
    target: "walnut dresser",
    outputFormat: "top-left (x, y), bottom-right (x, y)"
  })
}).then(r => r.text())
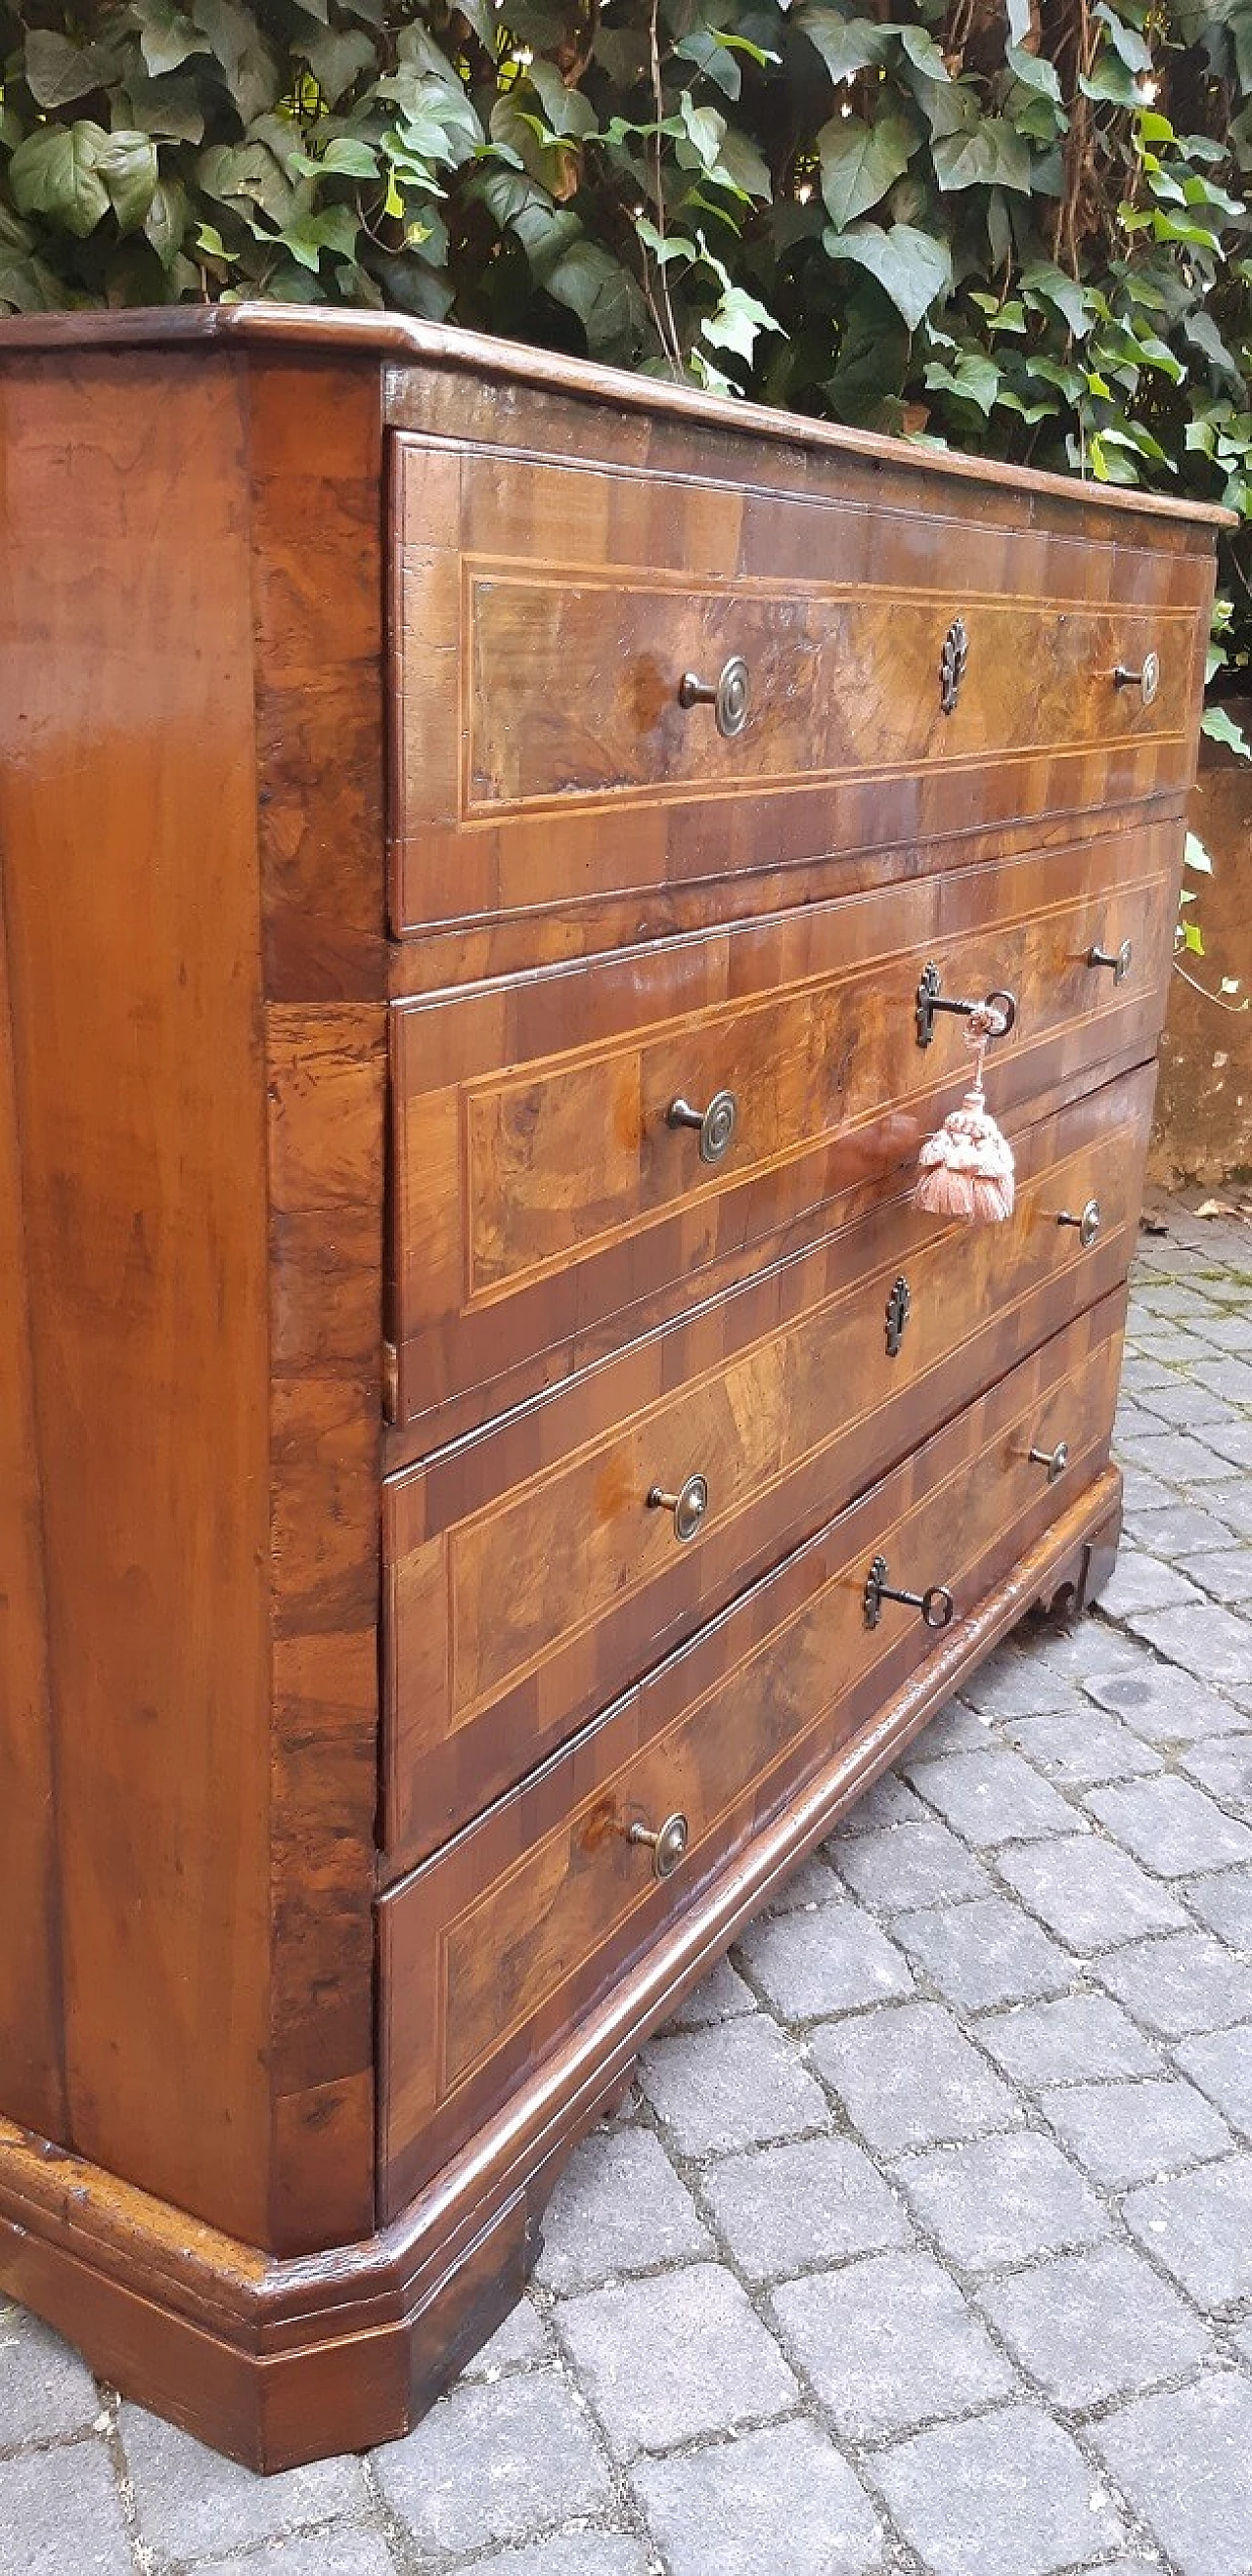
top-left (0, 308), bottom-right (1229, 2468)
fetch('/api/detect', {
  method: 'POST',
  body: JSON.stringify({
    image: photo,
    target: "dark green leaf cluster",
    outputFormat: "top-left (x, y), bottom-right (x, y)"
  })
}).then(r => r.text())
top-left (2, 1), bottom-right (1249, 651)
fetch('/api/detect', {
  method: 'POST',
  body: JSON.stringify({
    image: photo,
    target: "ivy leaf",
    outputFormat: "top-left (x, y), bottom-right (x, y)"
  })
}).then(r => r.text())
top-left (116, 73), bottom-right (206, 143)
top-left (702, 281), bottom-right (784, 362)
top-left (302, 28), bottom-right (377, 105)
top-left (713, 127), bottom-right (773, 203)
top-left (9, 123), bottom-right (112, 237)
top-left (545, 239), bottom-right (642, 356)
top-left (932, 116), bottom-right (1031, 194)
top-left (98, 131), bottom-right (160, 234)
top-left (1185, 834), bottom-right (1215, 874)
top-left (924, 349), bottom-right (1001, 414)
top-left (1095, 4), bottom-right (1154, 75)
top-left (818, 113), bottom-right (915, 230)
top-left (23, 29), bottom-right (116, 109)
top-left (796, 11), bottom-right (888, 83)
top-left (824, 220), bottom-right (953, 329)
top-left (1185, 308), bottom-right (1244, 387)
top-left (674, 28), bottom-right (741, 101)
top-left (1201, 705), bottom-right (1252, 757)
top-left (1006, 45), bottom-right (1062, 102)
top-left (526, 60), bottom-right (598, 142)
top-left (145, 175), bottom-right (190, 268)
top-left (1183, 919), bottom-right (1206, 954)
top-left (130, 1), bottom-right (209, 77)
top-left (1021, 258), bottom-right (1095, 338)
top-left (279, 203), bottom-right (360, 272)
top-left (897, 25), bottom-right (951, 82)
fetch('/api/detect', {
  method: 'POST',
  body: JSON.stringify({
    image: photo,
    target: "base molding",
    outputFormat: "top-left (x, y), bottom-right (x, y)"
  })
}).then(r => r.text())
top-left (0, 1468), bottom-right (1121, 2468)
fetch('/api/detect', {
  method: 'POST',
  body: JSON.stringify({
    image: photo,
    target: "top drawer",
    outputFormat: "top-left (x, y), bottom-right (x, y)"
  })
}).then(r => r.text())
top-left (389, 438), bottom-right (1210, 940)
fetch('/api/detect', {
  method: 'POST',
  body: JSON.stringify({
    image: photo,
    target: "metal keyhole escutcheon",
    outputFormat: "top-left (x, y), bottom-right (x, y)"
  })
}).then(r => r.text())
top-left (940, 616), bottom-right (968, 715)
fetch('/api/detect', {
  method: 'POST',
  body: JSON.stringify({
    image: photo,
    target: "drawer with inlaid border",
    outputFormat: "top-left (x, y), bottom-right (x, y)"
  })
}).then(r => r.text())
top-left (381, 1064), bottom-right (1151, 1872)
top-left (389, 434), bottom-right (1210, 939)
top-left (379, 1293), bottom-right (1124, 2212)
top-left (388, 822), bottom-right (1178, 1435)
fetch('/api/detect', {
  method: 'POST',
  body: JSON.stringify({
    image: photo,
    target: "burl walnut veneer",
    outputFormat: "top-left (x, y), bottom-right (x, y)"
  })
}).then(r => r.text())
top-left (0, 305), bottom-right (1229, 2466)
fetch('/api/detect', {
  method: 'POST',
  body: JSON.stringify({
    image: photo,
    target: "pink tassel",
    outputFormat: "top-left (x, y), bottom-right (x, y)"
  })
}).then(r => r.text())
top-left (914, 1008), bottom-right (1015, 1225)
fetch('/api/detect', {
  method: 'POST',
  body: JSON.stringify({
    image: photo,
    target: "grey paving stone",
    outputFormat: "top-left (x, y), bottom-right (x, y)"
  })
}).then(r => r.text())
top-left (535, 2125), bottom-right (710, 2295)
top-left (978, 2240), bottom-right (1211, 2407)
top-left (1116, 1428), bottom-right (1237, 1484)
top-left (1004, 1706), bottom-right (1161, 1785)
top-left (1182, 1860), bottom-right (1252, 1946)
top-left (1126, 1497), bottom-right (1247, 1556)
top-left (1118, 1354), bottom-right (1177, 1395)
top-left (1126, 1376), bottom-right (1243, 1429)
top-left (1120, 1467), bottom-right (1181, 1519)
top-left (771, 2249), bottom-right (1010, 2441)
top-left (950, 1643), bottom-right (1075, 1722)
top-left (1173, 2026), bottom-right (1252, 2137)
top-left (1191, 1315), bottom-right (1252, 1363)
top-left (1130, 1601), bottom-right (1252, 1691)
top-left (556, 2263), bottom-right (798, 2460)
top-left (699, 2133), bottom-right (910, 2282)
top-left (467, 2540), bottom-right (651, 2576)
top-left (1040, 2075), bottom-right (1232, 2185)
top-left (120, 2402), bottom-right (367, 2561)
top-left (829, 1772), bottom-right (927, 1836)
top-left (632, 2418), bottom-right (884, 2576)
top-left (892, 1897), bottom-right (1073, 2011)
top-left (765, 1849), bottom-right (844, 1913)
top-left (1189, 1353), bottom-right (1252, 1404)
top-left (894, 2130), bottom-right (1109, 2273)
top-left (1096, 1932), bottom-right (1252, 2036)
top-left (1123, 2152), bottom-right (1252, 2305)
top-left (0, 2305), bottom-right (100, 2448)
top-left (1035, 1626), bottom-right (1146, 1691)
top-left (1203, 1482), bottom-right (1252, 1544)
top-left (1087, 1771), bottom-right (1252, 1875)
top-left (735, 1901), bottom-right (913, 2022)
top-left (639, 2015), bottom-right (828, 2156)
top-left (1094, 1546), bottom-right (1207, 1619)
top-left (0, 2439), bottom-right (133, 2576)
top-left (1084, 1658), bottom-right (1249, 1742)
top-left (465, 2294), bottom-right (550, 2374)
top-left (903, 1701), bottom-right (998, 1758)
top-left (811, 2004), bottom-right (1021, 2154)
top-left (662, 1954), bottom-right (758, 2029)
top-left (1202, 1420), bottom-right (1252, 1472)
top-left (1181, 1731), bottom-right (1252, 1818)
top-left (373, 2370), bottom-right (609, 2554)
top-left (203, 2538), bottom-right (399, 2576)
top-left (1180, 1544), bottom-right (1252, 1602)
top-left (873, 2404), bottom-right (1125, 2576)
top-left (996, 1832), bottom-right (1189, 1952)
top-left (1094, 2373), bottom-right (1252, 2576)
top-left (908, 1749), bottom-right (1081, 1847)
top-left (976, 1992), bottom-right (1161, 2088)
top-left (830, 1821), bottom-right (994, 1915)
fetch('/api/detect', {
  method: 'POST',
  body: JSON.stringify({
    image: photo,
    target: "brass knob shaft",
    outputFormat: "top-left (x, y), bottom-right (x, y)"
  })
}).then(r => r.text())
top-left (863, 1553), bottom-right (955, 1632)
top-left (1088, 939), bottom-right (1133, 985)
top-left (1029, 1440), bottom-right (1070, 1484)
top-left (1114, 652), bottom-right (1160, 706)
top-left (667, 1089), bottom-right (738, 1164)
top-left (679, 655), bottom-right (750, 739)
top-left (648, 1472), bottom-right (709, 1543)
top-left (1057, 1198), bottom-right (1101, 1248)
top-left (629, 1812), bottom-right (690, 1880)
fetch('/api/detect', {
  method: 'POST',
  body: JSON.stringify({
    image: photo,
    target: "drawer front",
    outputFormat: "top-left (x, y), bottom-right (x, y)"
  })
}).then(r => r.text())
top-left (390, 822), bottom-right (1178, 1432)
top-left (390, 438), bottom-right (1209, 936)
top-left (380, 1295), bottom-right (1125, 2210)
top-left (384, 1065), bottom-right (1154, 1870)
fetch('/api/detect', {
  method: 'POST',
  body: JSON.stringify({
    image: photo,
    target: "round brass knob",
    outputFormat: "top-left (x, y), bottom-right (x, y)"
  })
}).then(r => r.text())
top-left (1088, 939), bottom-right (1133, 985)
top-left (648, 1472), bottom-right (709, 1543)
top-left (1057, 1198), bottom-right (1100, 1248)
top-left (1114, 651), bottom-right (1160, 707)
top-left (1029, 1440), bottom-right (1070, 1484)
top-left (629, 1811), bottom-right (690, 1880)
top-left (667, 1089), bottom-right (738, 1165)
top-left (678, 655), bottom-right (750, 739)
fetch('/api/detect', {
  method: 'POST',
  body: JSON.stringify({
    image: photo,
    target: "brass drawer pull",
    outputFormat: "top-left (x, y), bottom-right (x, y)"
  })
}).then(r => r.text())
top-left (667, 1088), bottom-right (738, 1164)
top-left (1057, 1198), bottom-right (1100, 1247)
top-left (628, 1811), bottom-right (690, 1880)
top-left (916, 966), bottom-right (1017, 1051)
top-left (940, 614), bottom-right (968, 715)
top-left (1114, 652), bottom-right (1160, 707)
top-left (885, 1275), bottom-right (912, 1358)
top-left (1088, 939), bottom-right (1133, 985)
top-left (1029, 1439), bottom-right (1070, 1484)
top-left (648, 1472), bottom-right (709, 1543)
top-left (678, 655), bottom-right (750, 739)
top-left (863, 1554), bottom-right (955, 1632)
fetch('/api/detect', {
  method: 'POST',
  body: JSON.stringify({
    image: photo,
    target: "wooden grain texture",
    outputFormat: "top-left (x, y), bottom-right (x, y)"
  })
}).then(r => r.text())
top-left (381, 1063), bottom-right (1154, 1870)
top-left (0, 881), bottom-right (66, 2142)
top-left (246, 355), bottom-right (388, 2254)
top-left (0, 352), bottom-right (275, 2242)
top-left (390, 432), bottom-right (1212, 937)
top-left (380, 1293), bottom-right (1125, 2209)
top-left (390, 820), bottom-right (1179, 1431)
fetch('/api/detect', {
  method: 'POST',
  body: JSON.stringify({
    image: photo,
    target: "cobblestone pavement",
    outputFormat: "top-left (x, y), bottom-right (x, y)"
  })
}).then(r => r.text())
top-left (4, 1205), bottom-right (1252, 2576)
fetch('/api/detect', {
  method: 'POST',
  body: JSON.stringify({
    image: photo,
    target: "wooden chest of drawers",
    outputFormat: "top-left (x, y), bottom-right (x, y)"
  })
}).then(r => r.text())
top-left (0, 307), bottom-right (1226, 2469)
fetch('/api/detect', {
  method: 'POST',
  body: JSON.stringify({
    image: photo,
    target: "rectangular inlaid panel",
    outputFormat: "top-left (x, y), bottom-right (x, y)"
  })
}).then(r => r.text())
top-left (383, 1065), bottom-right (1155, 1871)
top-left (390, 435), bottom-right (1211, 937)
top-left (389, 821), bottom-right (1179, 1434)
top-left (380, 1294), bottom-right (1125, 2210)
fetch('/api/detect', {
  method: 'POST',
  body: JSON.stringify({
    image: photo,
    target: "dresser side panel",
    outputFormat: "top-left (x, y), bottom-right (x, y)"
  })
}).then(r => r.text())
top-left (0, 353), bottom-right (276, 2243)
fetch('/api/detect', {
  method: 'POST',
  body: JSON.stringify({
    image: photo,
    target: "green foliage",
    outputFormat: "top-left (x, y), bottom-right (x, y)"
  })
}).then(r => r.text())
top-left (2, 0), bottom-right (1250, 649)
